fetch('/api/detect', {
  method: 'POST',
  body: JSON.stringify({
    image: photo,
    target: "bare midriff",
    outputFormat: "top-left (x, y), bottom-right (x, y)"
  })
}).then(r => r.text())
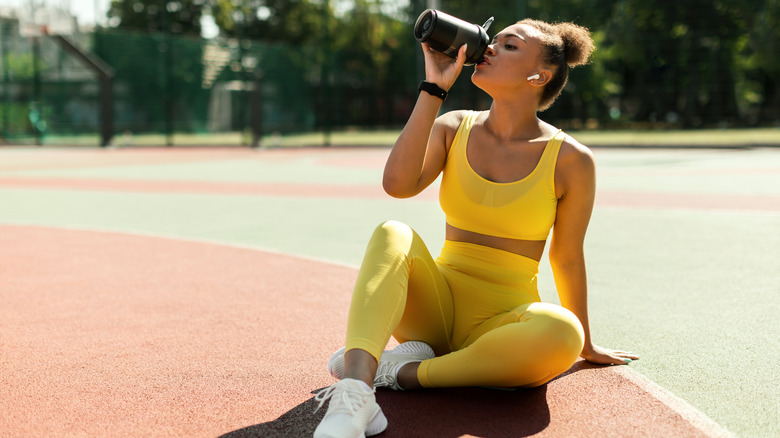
top-left (445, 223), bottom-right (546, 262)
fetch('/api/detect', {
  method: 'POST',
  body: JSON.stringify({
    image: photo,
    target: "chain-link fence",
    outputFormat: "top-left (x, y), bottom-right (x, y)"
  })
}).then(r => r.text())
top-left (1, 21), bottom-right (328, 145)
top-left (1, 4), bottom-right (778, 147)
top-left (1, 24), bottom-right (431, 146)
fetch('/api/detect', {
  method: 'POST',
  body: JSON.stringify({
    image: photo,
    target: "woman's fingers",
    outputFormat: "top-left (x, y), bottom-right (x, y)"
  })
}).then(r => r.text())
top-left (455, 43), bottom-right (468, 65)
top-left (615, 350), bottom-right (640, 360)
top-left (610, 350), bottom-right (639, 365)
top-left (422, 43), bottom-right (468, 89)
top-left (583, 345), bottom-right (639, 365)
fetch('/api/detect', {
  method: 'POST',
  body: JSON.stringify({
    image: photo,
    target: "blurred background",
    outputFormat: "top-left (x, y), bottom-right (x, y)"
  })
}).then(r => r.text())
top-left (0, 0), bottom-right (778, 146)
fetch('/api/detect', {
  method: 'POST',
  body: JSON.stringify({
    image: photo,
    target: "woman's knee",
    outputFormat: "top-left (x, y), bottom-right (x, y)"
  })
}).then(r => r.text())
top-left (496, 302), bottom-right (584, 366)
top-left (372, 220), bottom-right (413, 241)
top-left (500, 305), bottom-right (584, 386)
top-left (528, 303), bottom-right (584, 354)
top-left (367, 220), bottom-right (415, 252)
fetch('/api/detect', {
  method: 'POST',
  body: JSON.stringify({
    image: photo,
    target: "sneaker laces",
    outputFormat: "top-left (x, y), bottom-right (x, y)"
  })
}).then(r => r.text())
top-left (373, 373), bottom-right (394, 389)
top-left (314, 382), bottom-right (374, 414)
top-left (374, 361), bottom-right (403, 390)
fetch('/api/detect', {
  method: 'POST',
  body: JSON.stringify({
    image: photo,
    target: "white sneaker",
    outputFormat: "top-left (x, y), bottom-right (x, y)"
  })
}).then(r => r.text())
top-left (327, 341), bottom-right (435, 390)
top-left (313, 378), bottom-right (388, 438)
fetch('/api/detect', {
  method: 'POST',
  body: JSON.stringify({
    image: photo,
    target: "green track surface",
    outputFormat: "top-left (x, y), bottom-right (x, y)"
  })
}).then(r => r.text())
top-left (1, 145), bottom-right (778, 437)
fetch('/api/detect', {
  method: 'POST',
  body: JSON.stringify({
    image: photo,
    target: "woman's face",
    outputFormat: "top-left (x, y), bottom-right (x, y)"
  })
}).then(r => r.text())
top-left (472, 23), bottom-right (545, 92)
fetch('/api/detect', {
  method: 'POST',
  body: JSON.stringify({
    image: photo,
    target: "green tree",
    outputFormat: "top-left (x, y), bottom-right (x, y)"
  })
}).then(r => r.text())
top-left (600, 0), bottom-right (752, 126)
top-left (107, 0), bottom-right (204, 35)
top-left (328, 0), bottom-right (412, 124)
top-left (745, 0), bottom-right (780, 121)
top-left (209, 0), bottom-right (325, 43)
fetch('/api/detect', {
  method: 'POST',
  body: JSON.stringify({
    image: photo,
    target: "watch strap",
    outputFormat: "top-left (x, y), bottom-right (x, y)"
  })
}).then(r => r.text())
top-left (418, 81), bottom-right (448, 100)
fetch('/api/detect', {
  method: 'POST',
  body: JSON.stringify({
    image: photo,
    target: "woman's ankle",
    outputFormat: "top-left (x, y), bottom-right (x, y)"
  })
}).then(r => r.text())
top-left (396, 362), bottom-right (423, 390)
top-left (343, 348), bottom-right (378, 388)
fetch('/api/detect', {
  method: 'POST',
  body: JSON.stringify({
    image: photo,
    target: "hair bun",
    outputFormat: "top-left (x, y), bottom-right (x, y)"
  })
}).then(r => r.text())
top-left (554, 23), bottom-right (594, 67)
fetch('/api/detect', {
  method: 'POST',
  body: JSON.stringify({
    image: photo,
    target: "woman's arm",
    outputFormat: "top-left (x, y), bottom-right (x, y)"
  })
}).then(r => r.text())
top-left (382, 94), bottom-right (449, 198)
top-left (549, 139), bottom-right (638, 365)
top-left (383, 44), bottom-right (467, 198)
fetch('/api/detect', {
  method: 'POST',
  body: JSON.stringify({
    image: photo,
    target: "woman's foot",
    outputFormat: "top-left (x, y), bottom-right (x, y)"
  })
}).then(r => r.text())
top-left (313, 378), bottom-right (387, 438)
top-left (328, 341), bottom-right (435, 390)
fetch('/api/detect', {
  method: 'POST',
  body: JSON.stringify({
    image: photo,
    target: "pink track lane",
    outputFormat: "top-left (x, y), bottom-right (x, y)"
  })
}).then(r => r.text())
top-left (0, 225), bottom-right (727, 437)
top-left (2, 176), bottom-right (780, 212)
top-left (0, 177), bottom-right (392, 199)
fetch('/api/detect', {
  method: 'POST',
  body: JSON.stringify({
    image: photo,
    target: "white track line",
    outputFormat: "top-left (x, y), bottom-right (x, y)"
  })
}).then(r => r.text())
top-left (613, 366), bottom-right (735, 438)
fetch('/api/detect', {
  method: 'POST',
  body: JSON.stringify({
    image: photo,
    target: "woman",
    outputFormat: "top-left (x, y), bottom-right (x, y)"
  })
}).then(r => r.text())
top-left (313, 18), bottom-right (638, 438)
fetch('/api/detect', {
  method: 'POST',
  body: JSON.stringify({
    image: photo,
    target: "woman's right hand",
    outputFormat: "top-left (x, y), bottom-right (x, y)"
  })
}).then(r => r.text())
top-left (383, 43), bottom-right (465, 198)
top-left (422, 43), bottom-right (468, 91)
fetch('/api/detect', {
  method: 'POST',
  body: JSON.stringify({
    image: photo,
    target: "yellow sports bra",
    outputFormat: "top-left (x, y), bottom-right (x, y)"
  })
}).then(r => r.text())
top-left (439, 111), bottom-right (563, 241)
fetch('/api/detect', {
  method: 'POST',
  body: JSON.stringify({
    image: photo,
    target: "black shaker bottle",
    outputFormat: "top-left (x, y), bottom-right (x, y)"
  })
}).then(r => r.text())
top-left (414, 9), bottom-right (494, 66)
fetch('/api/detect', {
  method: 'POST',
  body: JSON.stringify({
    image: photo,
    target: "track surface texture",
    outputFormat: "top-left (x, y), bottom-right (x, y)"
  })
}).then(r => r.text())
top-left (2, 145), bottom-right (778, 437)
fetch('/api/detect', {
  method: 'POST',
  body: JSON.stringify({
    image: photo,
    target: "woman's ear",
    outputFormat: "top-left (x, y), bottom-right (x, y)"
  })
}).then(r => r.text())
top-left (528, 69), bottom-right (552, 86)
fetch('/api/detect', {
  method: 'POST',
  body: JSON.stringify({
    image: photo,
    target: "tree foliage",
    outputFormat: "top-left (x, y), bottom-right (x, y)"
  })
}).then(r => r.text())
top-left (107, 0), bottom-right (204, 35)
top-left (103, 0), bottom-right (780, 127)
top-left (209, 0), bottom-right (325, 44)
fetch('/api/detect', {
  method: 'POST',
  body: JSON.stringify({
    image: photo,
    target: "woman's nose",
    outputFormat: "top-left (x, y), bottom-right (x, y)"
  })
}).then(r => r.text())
top-left (485, 44), bottom-right (496, 55)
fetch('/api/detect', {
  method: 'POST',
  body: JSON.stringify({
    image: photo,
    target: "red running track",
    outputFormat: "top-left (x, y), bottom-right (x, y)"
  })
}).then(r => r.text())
top-left (1, 225), bottom-right (728, 437)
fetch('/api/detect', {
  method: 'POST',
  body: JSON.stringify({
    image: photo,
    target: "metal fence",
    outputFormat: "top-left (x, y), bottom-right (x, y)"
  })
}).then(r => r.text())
top-left (1, 11), bottom-right (778, 146)
top-left (1, 22), bottom-right (325, 145)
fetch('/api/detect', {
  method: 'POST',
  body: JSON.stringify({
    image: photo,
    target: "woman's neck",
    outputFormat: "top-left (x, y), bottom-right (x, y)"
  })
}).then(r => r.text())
top-left (483, 95), bottom-right (543, 142)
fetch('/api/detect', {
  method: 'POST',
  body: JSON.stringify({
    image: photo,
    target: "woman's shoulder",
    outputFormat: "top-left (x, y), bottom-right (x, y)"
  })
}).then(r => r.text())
top-left (555, 131), bottom-right (596, 186)
top-left (433, 110), bottom-right (484, 149)
top-left (552, 129), bottom-right (595, 169)
top-left (437, 109), bottom-right (488, 129)
top-left (549, 129), bottom-right (596, 198)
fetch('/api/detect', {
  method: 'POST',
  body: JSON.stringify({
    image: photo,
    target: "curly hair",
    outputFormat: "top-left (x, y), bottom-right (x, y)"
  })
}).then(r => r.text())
top-left (518, 19), bottom-right (595, 111)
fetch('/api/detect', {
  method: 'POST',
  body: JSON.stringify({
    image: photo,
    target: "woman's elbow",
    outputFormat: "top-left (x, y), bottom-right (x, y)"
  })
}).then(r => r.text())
top-left (549, 246), bottom-right (585, 271)
top-left (382, 175), bottom-right (417, 198)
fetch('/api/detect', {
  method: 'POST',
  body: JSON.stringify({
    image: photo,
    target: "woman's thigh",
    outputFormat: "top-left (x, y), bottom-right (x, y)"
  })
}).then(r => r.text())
top-left (418, 302), bottom-right (584, 388)
top-left (389, 225), bottom-right (455, 356)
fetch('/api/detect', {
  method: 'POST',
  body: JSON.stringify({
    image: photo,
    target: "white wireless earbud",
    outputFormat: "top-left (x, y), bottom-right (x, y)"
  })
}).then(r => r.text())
top-left (527, 73), bottom-right (540, 81)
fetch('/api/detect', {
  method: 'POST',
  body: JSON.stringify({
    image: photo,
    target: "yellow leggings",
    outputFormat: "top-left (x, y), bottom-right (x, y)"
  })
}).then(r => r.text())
top-left (346, 220), bottom-right (585, 388)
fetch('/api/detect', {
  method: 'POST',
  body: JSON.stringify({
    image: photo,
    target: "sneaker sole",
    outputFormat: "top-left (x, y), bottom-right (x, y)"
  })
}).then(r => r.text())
top-left (365, 406), bottom-right (388, 436)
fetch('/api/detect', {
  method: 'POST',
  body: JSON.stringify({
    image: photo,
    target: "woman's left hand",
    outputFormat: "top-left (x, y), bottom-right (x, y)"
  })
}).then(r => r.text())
top-left (581, 343), bottom-right (639, 365)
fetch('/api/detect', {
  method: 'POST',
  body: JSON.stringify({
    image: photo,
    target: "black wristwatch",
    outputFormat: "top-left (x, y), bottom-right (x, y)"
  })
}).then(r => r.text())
top-left (418, 81), bottom-right (448, 101)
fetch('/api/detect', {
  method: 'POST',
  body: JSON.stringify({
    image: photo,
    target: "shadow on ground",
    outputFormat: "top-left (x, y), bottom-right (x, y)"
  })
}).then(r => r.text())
top-left (220, 386), bottom-right (548, 438)
top-left (219, 362), bottom-right (602, 437)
